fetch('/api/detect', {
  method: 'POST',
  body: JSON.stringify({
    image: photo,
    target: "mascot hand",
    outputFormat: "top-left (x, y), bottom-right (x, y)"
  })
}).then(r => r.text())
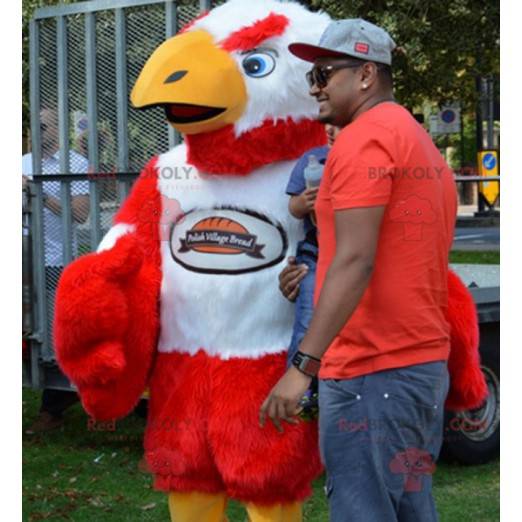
top-left (54, 234), bottom-right (143, 387)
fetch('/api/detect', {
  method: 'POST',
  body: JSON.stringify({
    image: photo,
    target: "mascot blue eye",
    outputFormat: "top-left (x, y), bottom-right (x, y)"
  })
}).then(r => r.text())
top-left (242, 52), bottom-right (276, 78)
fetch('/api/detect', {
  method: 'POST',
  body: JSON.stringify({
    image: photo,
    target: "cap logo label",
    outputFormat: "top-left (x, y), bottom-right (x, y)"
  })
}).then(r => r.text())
top-left (354, 42), bottom-right (369, 54)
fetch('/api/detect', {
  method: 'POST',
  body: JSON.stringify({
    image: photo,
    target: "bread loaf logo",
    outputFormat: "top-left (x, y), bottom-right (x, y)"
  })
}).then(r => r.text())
top-left (170, 208), bottom-right (287, 275)
top-left (178, 216), bottom-right (265, 258)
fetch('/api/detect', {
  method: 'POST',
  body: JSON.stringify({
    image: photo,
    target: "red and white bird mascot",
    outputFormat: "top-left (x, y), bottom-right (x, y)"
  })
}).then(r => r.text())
top-left (54, 0), bottom-right (486, 520)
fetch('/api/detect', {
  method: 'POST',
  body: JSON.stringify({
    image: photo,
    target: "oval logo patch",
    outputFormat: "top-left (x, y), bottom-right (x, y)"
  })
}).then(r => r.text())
top-left (170, 208), bottom-right (288, 275)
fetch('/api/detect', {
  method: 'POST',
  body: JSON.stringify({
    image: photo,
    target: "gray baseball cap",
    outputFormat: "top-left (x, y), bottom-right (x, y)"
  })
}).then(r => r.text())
top-left (289, 18), bottom-right (396, 65)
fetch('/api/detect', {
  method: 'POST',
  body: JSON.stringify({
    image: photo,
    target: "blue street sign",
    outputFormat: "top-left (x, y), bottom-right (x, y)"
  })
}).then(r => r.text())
top-left (441, 109), bottom-right (456, 124)
top-left (483, 153), bottom-right (497, 171)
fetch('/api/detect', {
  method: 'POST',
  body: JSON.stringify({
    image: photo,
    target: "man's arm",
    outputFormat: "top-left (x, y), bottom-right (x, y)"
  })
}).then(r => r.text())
top-left (260, 205), bottom-right (385, 430)
top-left (43, 194), bottom-right (89, 224)
top-left (71, 194), bottom-right (89, 223)
top-left (298, 205), bottom-right (385, 360)
top-left (288, 187), bottom-right (319, 219)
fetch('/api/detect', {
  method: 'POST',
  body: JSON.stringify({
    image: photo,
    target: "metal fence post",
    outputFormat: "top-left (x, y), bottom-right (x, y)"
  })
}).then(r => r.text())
top-left (57, 15), bottom-right (70, 177)
top-left (115, 7), bottom-right (131, 204)
top-left (30, 182), bottom-right (48, 387)
top-left (57, 15), bottom-right (74, 264)
top-left (29, 18), bottom-right (41, 177)
top-left (85, 12), bottom-right (102, 249)
top-left (29, 18), bottom-right (43, 388)
top-left (115, 7), bottom-right (129, 173)
top-left (166, 0), bottom-right (179, 149)
top-left (23, 186), bottom-right (36, 387)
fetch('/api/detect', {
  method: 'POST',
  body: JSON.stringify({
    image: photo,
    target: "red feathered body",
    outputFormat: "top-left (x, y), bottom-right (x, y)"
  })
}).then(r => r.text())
top-left (146, 351), bottom-right (320, 503)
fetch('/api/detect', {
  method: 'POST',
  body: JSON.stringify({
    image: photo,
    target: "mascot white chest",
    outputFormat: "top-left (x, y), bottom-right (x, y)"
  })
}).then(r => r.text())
top-left (155, 144), bottom-right (303, 359)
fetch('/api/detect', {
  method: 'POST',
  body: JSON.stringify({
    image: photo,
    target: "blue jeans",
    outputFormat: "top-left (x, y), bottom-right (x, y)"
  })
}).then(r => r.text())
top-left (319, 361), bottom-right (450, 522)
top-left (287, 241), bottom-right (317, 368)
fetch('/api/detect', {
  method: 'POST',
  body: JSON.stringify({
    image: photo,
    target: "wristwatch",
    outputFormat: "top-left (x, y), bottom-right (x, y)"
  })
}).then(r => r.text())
top-left (292, 351), bottom-right (321, 378)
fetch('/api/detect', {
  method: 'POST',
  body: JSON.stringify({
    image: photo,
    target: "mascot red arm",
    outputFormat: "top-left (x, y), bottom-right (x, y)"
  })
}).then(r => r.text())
top-left (54, 158), bottom-right (162, 421)
top-left (445, 269), bottom-right (488, 410)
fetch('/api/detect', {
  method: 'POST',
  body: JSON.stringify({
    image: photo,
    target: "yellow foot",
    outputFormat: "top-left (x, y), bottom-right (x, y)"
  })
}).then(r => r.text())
top-left (244, 501), bottom-right (302, 522)
top-left (168, 491), bottom-right (228, 522)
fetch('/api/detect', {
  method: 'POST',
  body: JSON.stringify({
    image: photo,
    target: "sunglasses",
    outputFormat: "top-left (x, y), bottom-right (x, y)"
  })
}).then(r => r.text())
top-left (306, 63), bottom-right (362, 89)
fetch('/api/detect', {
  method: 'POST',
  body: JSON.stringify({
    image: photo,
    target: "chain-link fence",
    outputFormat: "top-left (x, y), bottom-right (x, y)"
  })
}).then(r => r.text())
top-left (28, 1), bottom-right (205, 180)
top-left (24, 174), bottom-right (138, 389)
top-left (30, 173), bottom-right (136, 357)
top-left (24, 0), bottom-right (216, 390)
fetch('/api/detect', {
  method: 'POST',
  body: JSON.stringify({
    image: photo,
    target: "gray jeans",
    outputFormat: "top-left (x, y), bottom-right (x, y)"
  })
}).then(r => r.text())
top-left (319, 361), bottom-right (449, 522)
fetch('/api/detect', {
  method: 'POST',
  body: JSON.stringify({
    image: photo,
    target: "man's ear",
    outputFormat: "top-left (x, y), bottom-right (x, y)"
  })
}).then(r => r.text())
top-left (360, 62), bottom-right (378, 90)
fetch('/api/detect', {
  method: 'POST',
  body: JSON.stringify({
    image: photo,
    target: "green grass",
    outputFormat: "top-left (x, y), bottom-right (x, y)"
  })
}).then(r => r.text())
top-left (23, 388), bottom-right (499, 521)
top-left (449, 250), bottom-right (500, 264)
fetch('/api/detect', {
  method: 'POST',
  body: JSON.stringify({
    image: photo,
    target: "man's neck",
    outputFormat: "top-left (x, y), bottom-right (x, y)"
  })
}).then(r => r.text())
top-left (348, 91), bottom-right (395, 124)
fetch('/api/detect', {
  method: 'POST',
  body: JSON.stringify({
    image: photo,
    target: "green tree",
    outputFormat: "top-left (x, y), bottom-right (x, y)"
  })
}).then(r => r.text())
top-left (305, 0), bottom-right (499, 114)
top-left (22, 0), bottom-right (79, 135)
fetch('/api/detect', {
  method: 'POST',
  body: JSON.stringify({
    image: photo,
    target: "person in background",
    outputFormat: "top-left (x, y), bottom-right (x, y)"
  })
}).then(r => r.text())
top-left (23, 108), bottom-right (89, 433)
top-left (285, 125), bottom-right (339, 413)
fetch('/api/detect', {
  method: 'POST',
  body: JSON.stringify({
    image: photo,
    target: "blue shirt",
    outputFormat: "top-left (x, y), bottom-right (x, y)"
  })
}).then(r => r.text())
top-left (286, 146), bottom-right (329, 247)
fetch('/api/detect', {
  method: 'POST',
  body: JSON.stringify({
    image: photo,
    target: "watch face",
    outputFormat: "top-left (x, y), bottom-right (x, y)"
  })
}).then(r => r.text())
top-left (303, 357), bottom-right (321, 376)
top-left (294, 353), bottom-right (320, 377)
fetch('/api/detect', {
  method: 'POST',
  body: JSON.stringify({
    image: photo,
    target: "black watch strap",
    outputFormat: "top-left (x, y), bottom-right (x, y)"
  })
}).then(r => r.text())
top-left (292, 351), bottom-right (321, 378)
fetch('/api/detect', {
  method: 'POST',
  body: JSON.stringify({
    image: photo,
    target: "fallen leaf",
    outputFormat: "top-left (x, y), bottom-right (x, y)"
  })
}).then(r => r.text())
top-left (88, 497), bottom-right (104, 508)
top-left (141, 503), bottom-right (157, 511)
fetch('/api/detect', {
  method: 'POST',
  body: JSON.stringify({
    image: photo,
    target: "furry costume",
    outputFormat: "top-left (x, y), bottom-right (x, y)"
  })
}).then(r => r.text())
top-left (54, 1), bottom-right (486, 519)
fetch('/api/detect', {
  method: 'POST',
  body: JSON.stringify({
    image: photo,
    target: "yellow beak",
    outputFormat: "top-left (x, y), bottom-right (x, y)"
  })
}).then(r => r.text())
top-left (130, 30), bottom-right (247, 135)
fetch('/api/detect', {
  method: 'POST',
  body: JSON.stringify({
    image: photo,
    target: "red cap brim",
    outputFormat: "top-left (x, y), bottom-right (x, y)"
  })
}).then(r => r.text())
top-left (288, 42), bottom-right (352, 62)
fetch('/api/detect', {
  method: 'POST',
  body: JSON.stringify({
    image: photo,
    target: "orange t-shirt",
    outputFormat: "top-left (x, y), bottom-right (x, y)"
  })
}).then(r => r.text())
top-left (315, 102), bottom-right (457, 379)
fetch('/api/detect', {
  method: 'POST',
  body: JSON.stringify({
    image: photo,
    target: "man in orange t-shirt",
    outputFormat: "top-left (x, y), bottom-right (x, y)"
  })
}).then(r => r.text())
top-left (260, 19), bottom-right (457, 522)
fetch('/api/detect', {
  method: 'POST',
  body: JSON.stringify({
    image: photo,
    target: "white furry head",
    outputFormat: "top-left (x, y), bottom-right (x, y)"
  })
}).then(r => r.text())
top-left (189, 0), bottom-right (331, 136)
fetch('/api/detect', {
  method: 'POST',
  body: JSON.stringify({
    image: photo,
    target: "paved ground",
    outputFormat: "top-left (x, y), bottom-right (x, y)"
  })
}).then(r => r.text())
top-left (453, 226), bottom-right (500, 251)
top-left (450, 263), bottom-right (500, 287)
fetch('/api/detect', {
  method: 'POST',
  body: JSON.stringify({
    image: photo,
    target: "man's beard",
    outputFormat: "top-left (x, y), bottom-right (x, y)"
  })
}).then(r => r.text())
top-left (316, 113), bottom-right (333, 124)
